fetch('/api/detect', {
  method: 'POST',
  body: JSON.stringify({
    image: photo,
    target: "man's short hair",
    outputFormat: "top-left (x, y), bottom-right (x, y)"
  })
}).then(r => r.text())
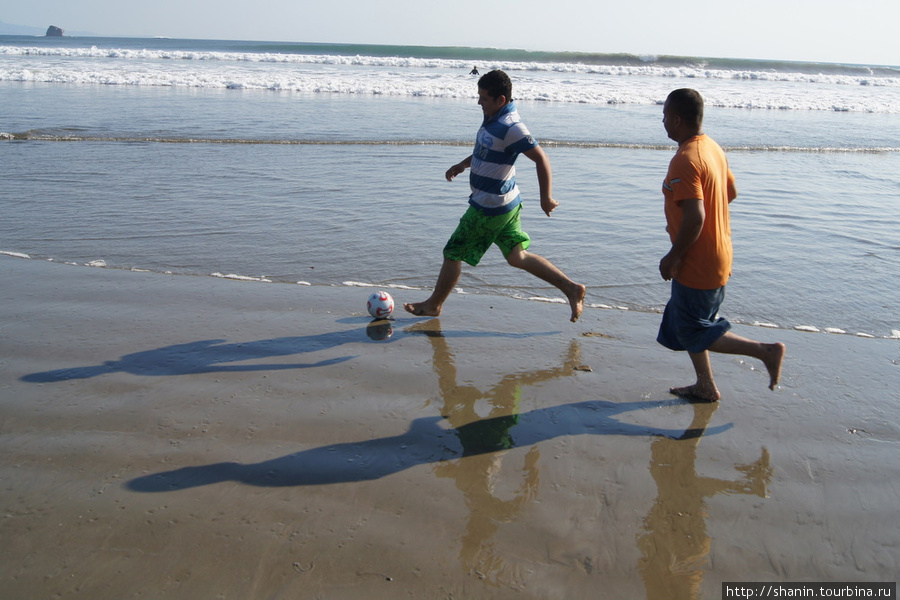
top-left (666, 88), bottom-right (704, 126)
top-left (478, 70), bottom-right (512, 101)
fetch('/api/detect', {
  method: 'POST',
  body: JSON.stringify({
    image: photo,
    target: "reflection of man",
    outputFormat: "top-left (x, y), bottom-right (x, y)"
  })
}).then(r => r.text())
top-left (657, 88), bottom-right (785, 402)
top-left (411, 320), bottom-right (581, 584)
top-left (637, 402), bottom-right (772, 599)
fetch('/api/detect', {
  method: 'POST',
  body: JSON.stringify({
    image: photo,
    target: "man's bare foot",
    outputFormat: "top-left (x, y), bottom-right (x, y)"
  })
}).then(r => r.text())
top-left (403, 301), bottom-right (441, 317)
top-left (567, 284), bottom-right (586, 323)
top-left (670, 383), bottom-right (720, 403)
top-left (763, 342), bottom-right (786, 390)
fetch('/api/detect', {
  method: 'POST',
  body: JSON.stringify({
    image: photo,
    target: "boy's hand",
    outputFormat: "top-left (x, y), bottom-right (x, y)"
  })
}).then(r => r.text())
top-left (445, 163), bottom-right (466, 181)
top-left (541, 196), bottom-right (559, 216)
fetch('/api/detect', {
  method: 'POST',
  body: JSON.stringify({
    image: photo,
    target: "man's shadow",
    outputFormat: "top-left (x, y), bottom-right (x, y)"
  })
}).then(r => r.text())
top-left (127, 320), bottom-right (732, 493)
top-left (128, 403), bottom-right (731, 493)
top-left (20, 320), bottom-right (560, 383)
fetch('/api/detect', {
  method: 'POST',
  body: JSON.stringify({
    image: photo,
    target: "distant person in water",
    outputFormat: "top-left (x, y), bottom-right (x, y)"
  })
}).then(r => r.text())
top-left (656, 88), bottom-right (785, 402)
top-left (470, 66), bottom-right (479, 75)
top-left (404, 69), bottom-right (585, 322)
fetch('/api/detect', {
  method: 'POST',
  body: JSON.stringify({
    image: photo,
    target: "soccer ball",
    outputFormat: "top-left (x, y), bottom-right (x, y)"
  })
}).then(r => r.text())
top-left (366, 290), bottom-right (394, 319)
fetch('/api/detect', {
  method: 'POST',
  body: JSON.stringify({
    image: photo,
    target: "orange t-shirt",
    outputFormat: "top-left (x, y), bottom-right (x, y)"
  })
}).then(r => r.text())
top-left (662, 134), bottom-right (737, 290)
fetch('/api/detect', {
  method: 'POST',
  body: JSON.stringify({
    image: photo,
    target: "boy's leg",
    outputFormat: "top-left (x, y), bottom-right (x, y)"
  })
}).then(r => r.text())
top-left (505, 244), bottom-right (585, 322)
top-left (403, 258), bottom-right (462, 317)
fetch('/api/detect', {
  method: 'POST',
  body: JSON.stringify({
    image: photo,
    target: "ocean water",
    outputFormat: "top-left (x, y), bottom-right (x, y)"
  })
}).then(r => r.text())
top-left (1, 36), bottom-right (899, 338)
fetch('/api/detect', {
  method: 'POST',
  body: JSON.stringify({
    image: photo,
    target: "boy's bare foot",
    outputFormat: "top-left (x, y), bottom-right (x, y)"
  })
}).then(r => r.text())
top-left (568, 284), bottom-right (586, 323)
top-left (403, 301), bottom-right (441, 317)
top-left (670, 383), bottom-right (720, 403)
top-left (763, 342), bottom-right (786, 390)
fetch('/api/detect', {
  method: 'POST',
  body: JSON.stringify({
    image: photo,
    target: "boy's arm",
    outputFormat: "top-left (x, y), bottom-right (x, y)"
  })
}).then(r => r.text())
top-left (446, 155), bottom-right (472, 181)
top-left (523, 146), bottom-right (557, 216)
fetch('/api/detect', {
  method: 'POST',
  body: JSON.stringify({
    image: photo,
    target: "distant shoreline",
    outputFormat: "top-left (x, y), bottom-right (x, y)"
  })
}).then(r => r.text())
top-left (1, 31), bottom-right (897, 71)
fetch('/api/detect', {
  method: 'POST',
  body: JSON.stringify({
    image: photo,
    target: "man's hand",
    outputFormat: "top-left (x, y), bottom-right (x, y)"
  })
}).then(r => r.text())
top-left (660, 198), bottom-right (704, 280)
top-left (659, 252), bottom-right (681, 281)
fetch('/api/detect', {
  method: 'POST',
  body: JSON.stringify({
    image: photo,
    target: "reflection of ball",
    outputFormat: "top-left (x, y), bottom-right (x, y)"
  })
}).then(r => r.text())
top-left (366, 320), bottom-right (393, 341)
top-left (366, 290), bottom-right (394, 319)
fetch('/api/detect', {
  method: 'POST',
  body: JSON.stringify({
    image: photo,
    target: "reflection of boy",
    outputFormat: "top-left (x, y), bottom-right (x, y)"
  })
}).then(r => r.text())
top-left (404, 70), bottom-right (585, 322)
top-left (657, 88), bottom-right (785, 402)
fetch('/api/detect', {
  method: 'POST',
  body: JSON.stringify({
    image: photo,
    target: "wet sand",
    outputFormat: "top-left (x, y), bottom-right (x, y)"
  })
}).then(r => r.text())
top-left (1, 255), bottom-right (898, 599)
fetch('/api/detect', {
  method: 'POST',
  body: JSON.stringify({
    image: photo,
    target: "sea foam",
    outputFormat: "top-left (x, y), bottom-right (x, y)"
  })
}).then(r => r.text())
top-left (2, 45), bottom-right (898, 113)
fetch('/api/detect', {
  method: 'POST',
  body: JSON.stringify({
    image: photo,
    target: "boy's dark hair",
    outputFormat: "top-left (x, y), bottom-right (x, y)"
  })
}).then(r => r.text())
top-left (666, 88), bottom-right (704, 127)
top-left (477, 69), bottom-right (512, 101)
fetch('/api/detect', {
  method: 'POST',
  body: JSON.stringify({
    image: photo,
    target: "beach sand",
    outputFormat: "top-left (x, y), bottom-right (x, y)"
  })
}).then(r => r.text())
top-left (1, 255), bottom-right (898, 599)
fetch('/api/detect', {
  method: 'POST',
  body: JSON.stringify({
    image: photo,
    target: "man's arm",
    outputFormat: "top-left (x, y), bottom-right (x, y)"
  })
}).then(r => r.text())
top-left (659, 198), bottom-right (704, 280)
top-left (445, 155), bottom-right (473, 181)
top-left (523, 146), bottom-right (558, 216)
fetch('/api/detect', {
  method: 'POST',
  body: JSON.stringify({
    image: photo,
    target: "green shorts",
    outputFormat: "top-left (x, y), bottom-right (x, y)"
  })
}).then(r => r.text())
top-left (443, 204), bottom-right (531, 266)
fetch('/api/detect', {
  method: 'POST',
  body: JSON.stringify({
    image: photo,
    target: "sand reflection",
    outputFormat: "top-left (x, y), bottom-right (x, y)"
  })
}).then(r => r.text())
top-left (411, 319), bottom-right (582, 586)
top-left (638, 403), bottom-right (772, 600)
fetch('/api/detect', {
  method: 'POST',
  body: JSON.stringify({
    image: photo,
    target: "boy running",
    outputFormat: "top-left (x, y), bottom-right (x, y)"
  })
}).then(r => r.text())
top-left (404, 70), bottom-right (585, 322)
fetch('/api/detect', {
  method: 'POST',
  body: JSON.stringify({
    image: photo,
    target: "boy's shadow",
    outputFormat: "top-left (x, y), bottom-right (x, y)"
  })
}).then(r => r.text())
top-left (20, 321), bottom-right (559, 383)
top-left (22, 336), bottom-right (358, 382)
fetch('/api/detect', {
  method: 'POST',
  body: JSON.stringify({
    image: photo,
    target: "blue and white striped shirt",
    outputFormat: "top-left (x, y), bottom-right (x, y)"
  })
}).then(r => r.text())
top-left (468, 102), bottom-right (538, 215)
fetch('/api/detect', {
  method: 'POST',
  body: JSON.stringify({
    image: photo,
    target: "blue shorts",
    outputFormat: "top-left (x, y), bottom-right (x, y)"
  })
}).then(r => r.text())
top-left (657, 280), bottom-right (731, 353)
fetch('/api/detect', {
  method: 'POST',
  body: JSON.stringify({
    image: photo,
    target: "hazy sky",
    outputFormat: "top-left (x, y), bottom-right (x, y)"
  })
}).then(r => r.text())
top-left (5, 0), bottom-right (898, 66)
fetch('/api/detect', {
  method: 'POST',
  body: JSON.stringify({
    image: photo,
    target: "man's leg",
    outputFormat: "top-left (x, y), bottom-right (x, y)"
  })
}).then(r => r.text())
top-left (671, 350), bottom-right (720, 402)
top-left (707, 332), bottom-right (785, 391)
top-left (672, 332), bottom-right (786, 401)
top-left (505, 244), bottom-right (586, 323)
top-left (404, 258), bottom-right (462, 317)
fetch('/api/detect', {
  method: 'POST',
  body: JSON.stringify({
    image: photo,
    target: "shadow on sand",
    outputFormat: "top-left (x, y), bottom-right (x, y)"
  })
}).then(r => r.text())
top-left (127, 398), bottom-right (731, 492)
top-left (125, 319), bottom-right (732, 492)
top-left (21, 321), bottom-right (559, 382)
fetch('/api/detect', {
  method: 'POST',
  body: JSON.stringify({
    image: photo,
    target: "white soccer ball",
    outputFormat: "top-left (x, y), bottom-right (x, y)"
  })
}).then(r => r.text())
top-left (366, 290), bottom-right (394, 319)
